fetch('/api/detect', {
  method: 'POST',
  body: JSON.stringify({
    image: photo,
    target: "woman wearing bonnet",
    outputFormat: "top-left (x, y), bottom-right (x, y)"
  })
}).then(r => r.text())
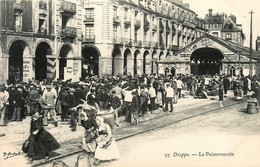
top-left (93, 116), bottom-right (120, 165)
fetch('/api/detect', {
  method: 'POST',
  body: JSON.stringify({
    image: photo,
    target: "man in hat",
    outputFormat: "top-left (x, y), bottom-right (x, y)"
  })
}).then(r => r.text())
top-left (0, 85), bottom-right (9, 125)
top-left (42, 85), bottom-right (58, 127)
top-left (58, 86), bottom-right (70, 122)
top-left (164, 83), bottom-right (174, 113)
top-left (68, 87), bottom-right (77, 131)
top-left (108, 90), bottom-right (121, 126)
top-left (28, 85), bottom-right (40, 115)
top-left (11, 86), bottom-right (23, 122)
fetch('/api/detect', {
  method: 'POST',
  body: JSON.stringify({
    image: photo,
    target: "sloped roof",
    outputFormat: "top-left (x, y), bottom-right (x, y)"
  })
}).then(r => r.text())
top-left (174, 33), bottom-right (260, 60)
top-left (205, 15), bottom-right (224, 24)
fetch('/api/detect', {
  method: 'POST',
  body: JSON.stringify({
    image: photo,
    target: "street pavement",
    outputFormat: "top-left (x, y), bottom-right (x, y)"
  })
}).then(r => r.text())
top-left (0, 90), bottom-right (249, 166)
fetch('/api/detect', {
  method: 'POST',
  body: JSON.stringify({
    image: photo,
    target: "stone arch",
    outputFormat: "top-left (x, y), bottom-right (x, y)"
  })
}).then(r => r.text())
top-left (152, 50), bottom-right (158, 75)
top-left (7, 38), bottom-right (32, 55)
top-left (82, 45), bottom-right (101, 78)
top-left (190, 47), bottom-right (224, 75)
top-left (143, 50), bottom-right (151, 75)
top-left (34, 39), bottom-right (54, 55)
top-left (166, 52), bottom-right (171, 57)
top-left (35, 42), bottom-right (53, 81)
top-left (112, 46), bottom-right (123, 75)
top-left (8, 40), bottom-right (30, 83)
top-left (159, 51), bottom-right (164, 60)
top-left (59, 44), bottom-right (74, 80)
top-left (134, 49), bottom-right (141, 76)
top-left (123, 48), bottom-right (132, 75)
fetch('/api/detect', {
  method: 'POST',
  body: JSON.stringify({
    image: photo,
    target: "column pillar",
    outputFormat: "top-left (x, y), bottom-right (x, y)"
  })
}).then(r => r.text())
top-left (127, 56), bottom-right (133, 76)
top-left (46, 55), bottom-right (57, 82)
top-left (99, 57), bottom-right (112, 76)
top-left (23, 55), bottom-right (34, 83)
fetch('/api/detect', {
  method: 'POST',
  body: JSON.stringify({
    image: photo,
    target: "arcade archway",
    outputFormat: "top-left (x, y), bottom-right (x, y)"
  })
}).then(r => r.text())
top-left (134, 50), bottom-right (141, 76)
top-left (190, 47), bottom-right (224, 75)
top-left (82, 46), bottom-right (100, 77)
top-left (151, 50), bottom-right (158, 75)
top-left (112, 47), bottom-right (122, 75)
top-left (59, 45), bottom-right (73, 80)
top-left (123, 49), bottom-right (131, 75)
top-left (8, 40), bottom-right (29, 84)
top-left (35, 42), bottom-right (52, 81)
top-left (143, 50), bottom-right (151, 75)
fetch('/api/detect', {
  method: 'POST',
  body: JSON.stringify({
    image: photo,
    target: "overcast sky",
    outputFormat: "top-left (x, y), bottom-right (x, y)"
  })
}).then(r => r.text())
top-left (184, 0), bottom-right (260, 48)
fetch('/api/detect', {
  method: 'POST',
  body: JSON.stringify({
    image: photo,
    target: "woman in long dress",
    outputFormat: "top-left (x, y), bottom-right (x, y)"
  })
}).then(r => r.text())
top-left (22, 112), bottom-right (60, 163)
top-left (94, 116), bottom-right (120, 165)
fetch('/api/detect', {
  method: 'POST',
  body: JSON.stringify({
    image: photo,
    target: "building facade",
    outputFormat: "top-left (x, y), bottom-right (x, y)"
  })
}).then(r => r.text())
top-left (0, 0), bottom-right (82, 84)
top-left (204, 9), bottom-right (245, 46)
top-left (0, 0), bottom-right (208, 83)
top-left (81, 0), bottom-right (206, 78)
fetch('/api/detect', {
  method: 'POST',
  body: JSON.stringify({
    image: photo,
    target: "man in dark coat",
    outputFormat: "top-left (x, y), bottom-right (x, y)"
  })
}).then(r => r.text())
top-left (223, 76), bottom-right (230, 94)
top-left (28, 85), bottom-right (40, 115)
top-left (58, 87), bottom-right (70, 122)
top-left (108, 90), bottom-right (121, 126)
top-left (11, 86), bottom-right (24, 121)
top-left (68, 88), bottom-right (77, 131)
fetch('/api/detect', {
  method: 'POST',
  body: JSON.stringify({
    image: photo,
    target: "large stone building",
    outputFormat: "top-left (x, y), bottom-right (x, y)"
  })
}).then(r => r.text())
top-left (81, 0), bottom-right (206, 78)
top-left (158, 9), bottom-right (259, 77)
top-left (0, 0), bottom-right (258, 84)
top-left (0, 0), bottom-right (82, 83)
top-left (205, 9), bottom-right (245, 45)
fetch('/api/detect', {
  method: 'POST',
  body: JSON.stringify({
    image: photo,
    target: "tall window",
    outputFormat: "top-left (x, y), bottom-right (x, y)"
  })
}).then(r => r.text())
top-left (113, 24), bottom-right (117, 39)
top-left (85, 24), bottom-right (94, 39)
top-left (113, 6), bottom-right (117, 17)
top-left (86, 8), bottom-right (94, 19)
top-left (226, 33), bottom-right (232, 40)
top-left (124, 7), bottom-right (128, 19)
top-left (134, 29), bottom-right (138, 41)
top-left (14, 13), bottom-right (23, 32)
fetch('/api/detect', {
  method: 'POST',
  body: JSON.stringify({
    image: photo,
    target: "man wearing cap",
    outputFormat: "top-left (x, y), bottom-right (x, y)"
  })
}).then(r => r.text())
top-left (28, 85), bottom-right (40, 115)
top-left (68, 88), bottom-right (77, 131)
top-left (108, 90), bottom-right (121, 126)
top-left (42, 85), bottom-right (58, 127)
top-left (164, 83), bottom-right (174, 113)
top-left (58, 86), bottom-right (70, 122)
top-left (11, 86), bottom-right (23, 121)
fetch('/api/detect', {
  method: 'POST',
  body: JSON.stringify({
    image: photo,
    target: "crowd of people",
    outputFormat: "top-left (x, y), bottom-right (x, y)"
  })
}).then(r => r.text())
top-left (1, 73), bottom-right (260, 164)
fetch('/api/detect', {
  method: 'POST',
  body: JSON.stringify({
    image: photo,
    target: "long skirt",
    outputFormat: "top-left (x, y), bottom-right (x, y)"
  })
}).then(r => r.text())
top-left (157, 92), bottom-right (163, 107)
top-left (94, 138), bottom-right (120, 161)
top-left (25, 129), bottom-right (60, 160)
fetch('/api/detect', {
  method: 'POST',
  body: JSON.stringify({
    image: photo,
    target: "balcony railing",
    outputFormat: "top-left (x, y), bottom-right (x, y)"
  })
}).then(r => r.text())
top-left (113, 16), bottom-right (120, 24)
top-left (39, 1), bottom-right (47, 10)
top-left (134, 19), bottom-right (141, 27)
top-left (113, 37), bottom-right (123, 44)
top-left (60, 1), bottom-right (76, 14)
top-left (137, 40), bottom-right (142, 47)
top-left (13, 2), bottom-right (24, 11)
top-left (123, 38), bottom-right (132, 45)
top-left (152, 42), bottom-right (158, 48)
top-left (84, 35), bottom-right (95, 42)
top-left (152, 24), bottom-right (157, 31)
top-left (61, 26), bottom-right (77, 37)
top-left (14, 25), bottom-right (22, 33)
top-left (144, 22), bottom-right (150, 30)
top-left (124, 18), bottom-right (131, 26)
top-left (84, 17), bottom-right (94, 22)
top-left (143, 41), bottom-right (151, 48)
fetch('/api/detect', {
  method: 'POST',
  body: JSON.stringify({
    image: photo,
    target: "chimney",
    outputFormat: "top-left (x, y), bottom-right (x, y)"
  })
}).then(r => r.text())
top-left (209, 9), bottom-right (213, 16)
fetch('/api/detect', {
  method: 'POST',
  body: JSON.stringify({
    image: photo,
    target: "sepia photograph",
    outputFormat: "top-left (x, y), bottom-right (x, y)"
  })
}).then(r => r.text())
top-left (0, 0), bottom-right (260, 166)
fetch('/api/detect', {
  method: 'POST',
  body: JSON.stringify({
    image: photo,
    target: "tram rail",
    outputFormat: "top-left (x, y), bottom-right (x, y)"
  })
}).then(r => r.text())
top-left (32, 99), bottom-right (244, 167)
